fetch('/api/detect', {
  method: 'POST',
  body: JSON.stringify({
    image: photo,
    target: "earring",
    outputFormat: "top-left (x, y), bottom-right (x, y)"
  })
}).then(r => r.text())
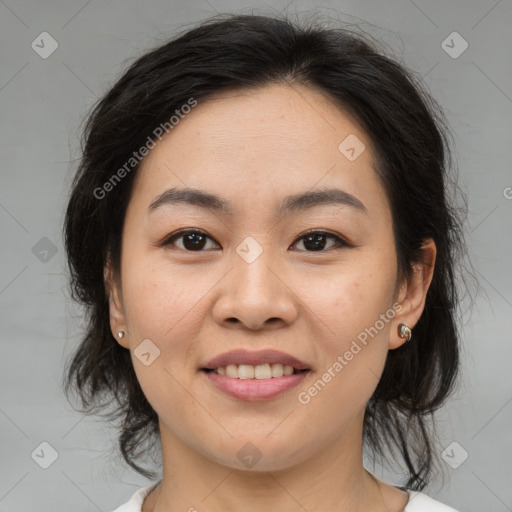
top-left (117, 331), bottom-right (125, 339)
top-left (398, 323), bottom-right (412, 341)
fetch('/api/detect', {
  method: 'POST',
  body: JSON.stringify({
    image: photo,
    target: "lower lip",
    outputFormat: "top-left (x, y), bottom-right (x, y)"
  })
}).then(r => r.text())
top-left (202, 370), bottom-right (310, 401)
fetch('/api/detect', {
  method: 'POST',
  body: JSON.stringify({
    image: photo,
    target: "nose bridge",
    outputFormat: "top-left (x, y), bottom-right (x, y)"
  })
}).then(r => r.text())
top-left (232, 234), bottom-right (279, 297)
top-left (211, 233), bottom-right (297, 329)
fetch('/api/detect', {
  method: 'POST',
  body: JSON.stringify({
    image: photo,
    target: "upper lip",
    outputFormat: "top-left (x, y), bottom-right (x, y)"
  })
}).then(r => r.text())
top-left (203, 349), bottom-right (310, 371)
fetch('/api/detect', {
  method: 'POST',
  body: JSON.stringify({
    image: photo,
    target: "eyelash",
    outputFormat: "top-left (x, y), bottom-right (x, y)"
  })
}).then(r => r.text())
top-left (161, 229), bottom-right (353, 252)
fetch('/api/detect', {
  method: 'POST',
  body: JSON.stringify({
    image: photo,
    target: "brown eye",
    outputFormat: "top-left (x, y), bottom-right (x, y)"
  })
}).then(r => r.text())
top-left (162, 229), bottom-right (350, 253)
top-left (163, 230), bottom-right (219, 251)
top-left (291, 231), bottom-right (349, 252)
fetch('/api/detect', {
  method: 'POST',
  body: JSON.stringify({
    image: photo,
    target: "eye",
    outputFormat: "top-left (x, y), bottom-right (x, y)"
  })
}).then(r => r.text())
top-left (291, 230), bottom-right (350, 252)
top-left (161, 229), bottom-right (351, 252)
top-left (162, 229), bottom-right (220, 251)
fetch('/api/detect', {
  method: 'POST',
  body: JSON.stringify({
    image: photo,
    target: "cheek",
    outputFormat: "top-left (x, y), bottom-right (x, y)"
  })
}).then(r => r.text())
top-left (121, 258), bottom-right (198, 419)
top-left (309, 263), bottom-right (395, 345)
top-left (300, 260), bottom-right (397, 414)
top-left (293, 270), bottom-right (396, 430)
top-left (121, 253), bottom-right (195, 335)
top-left (120, 253), bottom-right (215, 379)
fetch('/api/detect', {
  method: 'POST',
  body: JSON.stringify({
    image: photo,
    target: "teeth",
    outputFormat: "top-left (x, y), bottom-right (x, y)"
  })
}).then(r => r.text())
top-left (213, 363), bottom-right (298, 379)
top-left (254, 363), bottom-right (271, 379)
top-left (271, 363), bottom-right (284, 378)
top-left (238, 364), bottom-right (255, 379)
top-left (225, 364), bottom-right (238, 378)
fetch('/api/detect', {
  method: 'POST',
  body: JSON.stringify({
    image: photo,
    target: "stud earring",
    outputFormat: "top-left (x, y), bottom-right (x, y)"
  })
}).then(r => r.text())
top-left (398, 323), bottom-right (412, 341)
top-left (117, 331), bottom-right (125, 339)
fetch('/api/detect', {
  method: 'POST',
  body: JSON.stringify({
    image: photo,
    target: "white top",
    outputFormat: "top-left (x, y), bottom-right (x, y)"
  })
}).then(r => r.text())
top-left (110, 480), bottom-right (460, 511)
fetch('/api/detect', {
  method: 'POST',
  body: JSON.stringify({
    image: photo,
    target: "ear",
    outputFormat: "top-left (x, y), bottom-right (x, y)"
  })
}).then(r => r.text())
top-left (104, 258), bottom-right (129, 349)
top-left (389, 238), bottom-right (436, 350)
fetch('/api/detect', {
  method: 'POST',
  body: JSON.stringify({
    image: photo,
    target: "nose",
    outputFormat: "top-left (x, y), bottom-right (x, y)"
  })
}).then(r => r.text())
top-left (211, 242), bottom-right (298, 331)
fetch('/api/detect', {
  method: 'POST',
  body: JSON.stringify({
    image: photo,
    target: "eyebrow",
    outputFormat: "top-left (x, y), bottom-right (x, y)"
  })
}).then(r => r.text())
top-left (147, 186), bottom-right (367, 217)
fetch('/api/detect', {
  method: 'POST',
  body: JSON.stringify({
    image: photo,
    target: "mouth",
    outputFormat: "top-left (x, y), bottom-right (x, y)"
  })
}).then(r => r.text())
top-left (200, 349), bottom-right (311, 401)
top-left (202, 363), bottom-right (308, 379)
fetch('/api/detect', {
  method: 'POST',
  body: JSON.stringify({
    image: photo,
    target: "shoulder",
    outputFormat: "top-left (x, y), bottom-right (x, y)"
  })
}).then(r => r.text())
top-left (109, 480), bottom-right (161, 512)
top-left (405, 490), bottom-right (459, 511)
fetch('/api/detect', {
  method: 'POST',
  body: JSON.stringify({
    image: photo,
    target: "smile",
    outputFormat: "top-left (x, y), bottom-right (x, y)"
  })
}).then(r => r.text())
top-left (207, 363), bottom-right (304, 379)
top-left (201, 349), bottom-right (312, 401)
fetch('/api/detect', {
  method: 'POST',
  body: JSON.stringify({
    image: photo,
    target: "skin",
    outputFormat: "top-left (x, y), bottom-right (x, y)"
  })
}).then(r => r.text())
top-left (106, 83), bottom-right (436, 512)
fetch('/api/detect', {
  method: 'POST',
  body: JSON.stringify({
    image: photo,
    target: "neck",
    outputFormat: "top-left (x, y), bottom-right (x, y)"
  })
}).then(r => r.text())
top-left (146, 412), bottom-right (402, 512)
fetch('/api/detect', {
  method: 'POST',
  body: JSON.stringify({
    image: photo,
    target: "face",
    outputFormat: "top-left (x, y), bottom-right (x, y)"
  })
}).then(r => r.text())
top-left (107, 83), bottom-right (431, 472)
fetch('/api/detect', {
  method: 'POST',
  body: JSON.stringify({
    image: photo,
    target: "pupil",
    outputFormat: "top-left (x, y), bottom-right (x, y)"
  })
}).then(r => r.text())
top-left (184, 233), bottom-right (206, 250)
top-left (305, 234), bottom-right (326, 251)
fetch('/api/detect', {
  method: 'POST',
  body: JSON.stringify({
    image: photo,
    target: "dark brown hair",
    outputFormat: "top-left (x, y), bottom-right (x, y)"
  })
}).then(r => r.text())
top-left (63, 13), bottom-right (468, 490)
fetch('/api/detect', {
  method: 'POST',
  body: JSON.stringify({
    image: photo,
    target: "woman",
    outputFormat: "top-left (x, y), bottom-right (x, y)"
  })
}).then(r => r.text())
top-left (63, 13), bottom-right (466, 511)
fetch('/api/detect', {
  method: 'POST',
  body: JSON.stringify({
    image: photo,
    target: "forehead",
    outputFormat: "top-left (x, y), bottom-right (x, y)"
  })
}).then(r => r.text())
top-left (130, 83), bottom-right (389, 218)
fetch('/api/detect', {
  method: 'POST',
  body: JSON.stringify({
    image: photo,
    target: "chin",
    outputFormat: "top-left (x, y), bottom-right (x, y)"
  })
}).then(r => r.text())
top-left (202, 434), bottom-right (314, 473)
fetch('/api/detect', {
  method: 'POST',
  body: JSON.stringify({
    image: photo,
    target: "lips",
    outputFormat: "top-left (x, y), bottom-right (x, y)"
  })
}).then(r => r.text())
top-left (201, 349), bottom-right (311, 401)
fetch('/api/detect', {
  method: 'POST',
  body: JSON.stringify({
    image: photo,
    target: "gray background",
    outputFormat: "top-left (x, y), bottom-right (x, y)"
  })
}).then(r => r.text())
top-left (1, 1), bottom-right (511, 511)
